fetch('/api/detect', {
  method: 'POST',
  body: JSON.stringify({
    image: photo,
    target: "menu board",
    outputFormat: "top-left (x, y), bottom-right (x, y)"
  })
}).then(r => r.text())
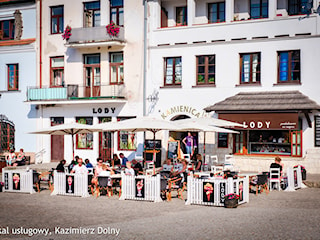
top-left (315, 116), bottom-right (320, 147)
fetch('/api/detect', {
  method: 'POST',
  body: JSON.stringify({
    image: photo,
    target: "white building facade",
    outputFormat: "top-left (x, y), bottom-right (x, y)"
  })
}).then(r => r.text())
top-left (28, 0), bottom-right (145, 164)
top-left (146, 0), bottom-right (320, 173)
top-left (0, 0), bottom-right (37, 155)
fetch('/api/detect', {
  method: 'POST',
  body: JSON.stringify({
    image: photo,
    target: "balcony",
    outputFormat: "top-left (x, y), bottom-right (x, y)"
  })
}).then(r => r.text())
top-left (27, 84), bottom-right (126, 105)
top-left (65, 26), bottom-right (125, 48)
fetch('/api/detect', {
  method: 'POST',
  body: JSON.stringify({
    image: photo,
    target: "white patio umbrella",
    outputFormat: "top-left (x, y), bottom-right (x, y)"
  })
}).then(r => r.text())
top-left (174, 119), bottom-right (240, 160)
top-left (97, 116), bottom-right (182, 169)
top-left (29, 122), bottom-right (101, 160)
top-left (174, 116), bottom-right (244, 128)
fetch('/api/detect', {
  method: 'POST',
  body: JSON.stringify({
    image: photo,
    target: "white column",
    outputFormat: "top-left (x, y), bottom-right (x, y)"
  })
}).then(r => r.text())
top-left (187, 0), bottom-right (195, 26)
top-left (268, 0), bottom-right (277, 20)
top-left (225, 0), bottom-right (234, 23)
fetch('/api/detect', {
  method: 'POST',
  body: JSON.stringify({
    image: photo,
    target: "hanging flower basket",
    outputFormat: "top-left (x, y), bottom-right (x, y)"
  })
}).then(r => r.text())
top-left (106, 21), bottom-right (120, 37)
top-left (224, 193), bottom-right (239, 208)
top-left (62, 25), bottom-right (72, 40)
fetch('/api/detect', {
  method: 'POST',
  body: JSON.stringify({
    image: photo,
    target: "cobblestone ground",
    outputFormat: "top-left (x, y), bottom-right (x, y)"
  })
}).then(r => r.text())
top-left (0, 188), bottom-right (319, 240)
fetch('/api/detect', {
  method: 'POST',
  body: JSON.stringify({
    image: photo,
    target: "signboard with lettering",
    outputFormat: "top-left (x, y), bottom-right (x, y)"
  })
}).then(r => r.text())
top-left (4, 172), bottom-right (9, 190)
top-left (315, 116), bottom-right (320, 147)
top-left (219, 113), bottom-right (298, 130)
top-left (219, 182), bottom-right (226, 203)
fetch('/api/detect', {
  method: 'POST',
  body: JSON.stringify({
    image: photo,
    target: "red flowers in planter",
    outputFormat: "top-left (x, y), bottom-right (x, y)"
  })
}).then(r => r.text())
top-left (62, 25), bottom-right (72, 40)
top-left (106, 21), bottom-right (120, 37)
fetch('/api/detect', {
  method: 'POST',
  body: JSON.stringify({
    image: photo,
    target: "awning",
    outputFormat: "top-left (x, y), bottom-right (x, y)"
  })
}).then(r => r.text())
top-left (204, 91), bottom-right (320, 112)
top-left (204, 91), bottom-right (320, 128)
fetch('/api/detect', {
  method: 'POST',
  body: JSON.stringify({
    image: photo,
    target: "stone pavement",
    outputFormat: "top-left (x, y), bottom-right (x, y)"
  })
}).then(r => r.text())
top-left (0, 187), bottom-right (319, 240)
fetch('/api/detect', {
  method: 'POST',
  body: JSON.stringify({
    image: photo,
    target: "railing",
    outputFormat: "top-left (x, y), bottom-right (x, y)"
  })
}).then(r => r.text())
top-left (27, 84), bottom-right (125, 101)
top-left (185, 174), bottom-right (249, 206)
top-left (119, 173), bottom-right (162, 202)
top-left (67, 26), bottom-right (125, 45)
top-left (51, 171), bottom-right (90, 197)
top-left (2, 169), bottom-right (34, 194)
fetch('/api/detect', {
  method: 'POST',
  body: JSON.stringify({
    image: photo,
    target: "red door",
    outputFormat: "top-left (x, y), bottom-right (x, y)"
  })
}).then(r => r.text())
top-left (51, 117), bottom-right (64, 162)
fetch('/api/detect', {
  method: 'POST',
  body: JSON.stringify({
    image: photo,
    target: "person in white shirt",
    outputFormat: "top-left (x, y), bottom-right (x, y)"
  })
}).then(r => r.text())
top-left (70, 158), bottom-right (87, 174)
top-left (125, 161), bottom-right (135, 176)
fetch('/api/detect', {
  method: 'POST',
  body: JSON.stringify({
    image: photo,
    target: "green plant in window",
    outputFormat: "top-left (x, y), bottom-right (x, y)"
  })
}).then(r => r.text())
top-left (208, 77), bottom-right (215, 83)
top-left (197, 75), bottom-right (204, 83)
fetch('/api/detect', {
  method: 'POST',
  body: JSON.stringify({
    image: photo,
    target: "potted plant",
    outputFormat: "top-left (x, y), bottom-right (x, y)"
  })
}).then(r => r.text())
top-left (224, 193), bottom-right (239, 208)
top-left (62, 25), bottom-right (72, 41)
top-left (106, 21), bottom-right (120, 37)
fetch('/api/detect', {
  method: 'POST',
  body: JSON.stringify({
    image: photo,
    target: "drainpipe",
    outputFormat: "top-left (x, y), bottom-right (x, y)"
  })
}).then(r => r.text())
top-left (39, 0), bottom-right (42, 88)
top-left (143, 0), bottom-right (148, 117)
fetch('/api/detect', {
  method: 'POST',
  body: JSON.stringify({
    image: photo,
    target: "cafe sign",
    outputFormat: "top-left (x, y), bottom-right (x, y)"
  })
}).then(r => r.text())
top-left (219, 113), bottom-right (298, 130)
top-left (161, 105), bottom-right (208, 120)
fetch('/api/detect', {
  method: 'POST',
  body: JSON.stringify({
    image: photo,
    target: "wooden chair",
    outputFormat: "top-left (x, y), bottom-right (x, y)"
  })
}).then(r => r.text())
top-left (95, 176), bottom-right (113, 198)
top-left (250, 174), bottom-right (269, 195)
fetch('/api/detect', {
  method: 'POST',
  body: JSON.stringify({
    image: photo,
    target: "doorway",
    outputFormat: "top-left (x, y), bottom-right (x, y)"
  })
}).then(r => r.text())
top-left (50, 117), bottom-right (64, 162)
top-left (99, 117), bottom-right (112, 162)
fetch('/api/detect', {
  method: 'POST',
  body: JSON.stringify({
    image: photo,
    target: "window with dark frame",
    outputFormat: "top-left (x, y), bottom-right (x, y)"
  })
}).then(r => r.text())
top-left (7, 64), bottom-right (18, 91)
top-left (164, 57), bottom-right (182, 86)
top-left (76, 117), bottom-right (93, 149)
top-left (288, 0), bottom-right (309, 15)
top-left (51, 6), bottom-right (64, 34)
top-left (176, 6), bottom-right (187, 26)
top-left (110, 52), bottom-right (124, 84)
top-left (117, 117), bottom-right (136, 150)
top-left (250, 0), bottom-right (268, 19)
top-left (240, 53), bottom-right (261, 84)
top-left (218, 133), bottom-right (228, 148)
top-left (196, 55), bottom-right (215, 85)
top-left (50, 57), bottom-right (64, 87)
top-left (208, 2), bottom-right (225, 23)
top-left (110, 0), bottom-right (124, 26)
top-left (278, 50), bottom-right (300, 83)
top-left (84, 1), bottom-right (100, 27)
top-left (0, 19), bottom-right (15, 40)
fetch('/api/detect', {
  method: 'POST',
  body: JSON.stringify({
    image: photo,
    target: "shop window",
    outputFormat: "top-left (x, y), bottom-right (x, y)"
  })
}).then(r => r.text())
top-left (240, 53), bottom-right (261, 84)
top-left (0, 115), bottom-right (15, 153)
top-left (51, 6), bottom-right (64, 34)
top-left (164, 57), bottom-right (182, 86)
top-left (84, 1), bottom-right (100, 27)
top-left (110, 52), bottom-right (124, 84)
top-left (110, 0), bottom-right (123, 27)
top-left (208, 2), bottom-right (225, 23)
top-left (218, 133), bottom-right (228, 148)
top-left (0, 19), bottom-right (15, 40)
top-left (196, 55), bottom-right (215, 85)
top-left (117, 117), bottom-right (136, 150)
top-left (84, 54), bottom-right (101, 97)
top-left (176, 6), bottom-right (187, 26)
top-left (288, 0), bottom-right (309, 15)
top-left (7, 64), bottom-right (19, 91)
top-left (277, 50), bottom-right (300, 83)
top-left (250, 0), bottom-right (268, 19)
top-left (76, 117), bottom-right (93, 149)
top-left (50, 57), bottom-right (64, 87)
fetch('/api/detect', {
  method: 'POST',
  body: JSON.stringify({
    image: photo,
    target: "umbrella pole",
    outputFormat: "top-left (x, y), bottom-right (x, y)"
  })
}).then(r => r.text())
top-left (153, 130), bottom-right (156, 175)
top-left (203, 132), bottom-right (206, 164)
top-left (72, 134), bottom-right (75, 161)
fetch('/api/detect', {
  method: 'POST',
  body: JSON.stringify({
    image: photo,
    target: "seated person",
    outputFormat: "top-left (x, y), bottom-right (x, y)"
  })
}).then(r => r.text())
top-left (56, 159), bottom-right (66, 172)
top-left (194, 154), bottom-right (203, 172)
top-left (131, 159), bottom-right (143, 175)
top-left (112, 154), bottom-right (121, 169)
top-left (85, 158), bottom-right (93, 168)
top-left (98, 164), bottom-right (114, 177)
top-left (120, 153), bottom-right (128, 168)
top-left (70, 158), bottom-right (87, 174)
top-left (7, 149), bottom-right (16, 166)
top-left (14, 148), bottom-right (26, 166)
top-left (270, 156), bottom-right (283, 176)
top-left (162, 159), bottom-right (173, 172)
top-left (125, 161), bottom-right (135, 176)
top-left (68, 155), bottom-right (79, 172)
